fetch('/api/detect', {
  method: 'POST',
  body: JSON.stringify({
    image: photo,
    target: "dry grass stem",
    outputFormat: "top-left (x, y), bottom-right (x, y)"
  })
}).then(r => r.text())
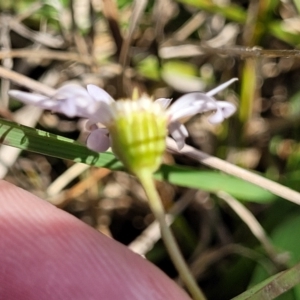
top-left (167, 138), bottom-right (300, 205)
top-left (128, 189), bottom-right (196, 255)
top-left (0, 49), bottom-right (94, 65)
top-left (217, 191), bottom-right (282, 266)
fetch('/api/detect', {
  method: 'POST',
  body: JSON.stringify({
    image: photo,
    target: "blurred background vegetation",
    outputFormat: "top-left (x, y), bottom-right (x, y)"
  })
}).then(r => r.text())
top-left (1, 0), bottom-right (300, 299)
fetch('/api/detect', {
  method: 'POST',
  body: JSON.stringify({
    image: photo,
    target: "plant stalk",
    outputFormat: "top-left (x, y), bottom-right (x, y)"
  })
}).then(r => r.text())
top-left (137, 170), bottom-right (206, 300)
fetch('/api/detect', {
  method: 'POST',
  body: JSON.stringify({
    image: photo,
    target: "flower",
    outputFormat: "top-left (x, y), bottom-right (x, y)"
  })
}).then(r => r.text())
top-left (8, 78), bottom-right (237, 173)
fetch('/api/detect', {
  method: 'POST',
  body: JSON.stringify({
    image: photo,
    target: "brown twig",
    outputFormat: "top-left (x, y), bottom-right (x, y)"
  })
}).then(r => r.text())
top-left (4, 16), bottom-right (64, 48)
top-left (0, 17), bottom-right (13, 108)
top-left (118, 0), bottom-right (148, 96)
top-left (102, 0), bottom-right (123, 57)
top-left (47, 167), bottom-right (111, 207)
top-left (0, 49), bottom-right (93, 65)
top-left (159, 44), bottom-right (300, 59)
top-left (0, 66), bottom-right (55, 96)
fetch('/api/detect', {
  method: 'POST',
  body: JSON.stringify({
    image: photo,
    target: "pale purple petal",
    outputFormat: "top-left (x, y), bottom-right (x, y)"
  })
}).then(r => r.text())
top-left (208, 108), bottom-right (225, 123)
top-left (85, 119), bottom-right (99, 130)
top-left (10, 85), bottom-right (100, 118)
top-left (8, 90), bottom-right (59, 110)
top-left (88, 102), bottom-right (114, 124)
top-left (169, 105), bottom-right (199, 121)
top-left (55, 84), bottom-right (115, 122)
top-left (59, 97), bottom-right (79, 117)
top-left (169, 93), bottom-right (217, 121)
top-left (208, 101), bottom-right (236, 124)
top-left (55, 84), bottom-right (98, 117)
top-left (87, 84), bottom-right (114, 104)
top-left (168, 121), bottom-right (189, 150)
top-left (56, 84), bottom-right (92, 105)
top-left (86, 128), bottom-right (110, 152)
top-left (155, 98), bottom-right (172, 109)
top-left (216, 101), bottom-right (236, 118)
top-left (168, 93), bottom-right (202, 115)
top-left (169, 78), bottom-right (237, 119)
top-left (206, 78), bottom-right (238, 97)
top-left (9, 84), bottom-right (115, 124)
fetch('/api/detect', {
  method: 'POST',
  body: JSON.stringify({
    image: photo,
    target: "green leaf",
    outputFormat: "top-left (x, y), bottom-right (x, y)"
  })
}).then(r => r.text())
top-left (162, 60), bottom-right (198, 77)
top-left (136, 55), bottom-right (161, 81)
top-left (0, 118), bottom-right (123, 170)
top-left (157, 165), bottom-right (275, 202)
top-left (174, 0), bottom-right (247, 23)
top-left (233, 262), bottom-right (300, 300)
top-left (288, 90), bottom-right (300, 117)
top-left (249, 214), bottom-right (300, 299)
top-left (161, 60), bottom-right (205, 92)
top-left (0, 118), bottom-right (275, 202)
top-left (293, 0), bottom-right (300, 14)
top-left (267, 21), bottom-right (300, 47)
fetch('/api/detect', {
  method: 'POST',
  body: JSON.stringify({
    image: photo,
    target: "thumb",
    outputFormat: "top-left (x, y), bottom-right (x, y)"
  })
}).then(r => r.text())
top-left (0, 180), bottom-right (190, 300)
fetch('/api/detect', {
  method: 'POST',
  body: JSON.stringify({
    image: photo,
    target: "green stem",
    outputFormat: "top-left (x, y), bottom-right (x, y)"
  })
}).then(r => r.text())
top-left (137, 170), bottom-right (206, 300)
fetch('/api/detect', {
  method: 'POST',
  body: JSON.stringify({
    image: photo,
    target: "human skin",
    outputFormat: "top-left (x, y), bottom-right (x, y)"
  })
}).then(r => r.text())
top-left (0, 180), bottom-right (191, 300)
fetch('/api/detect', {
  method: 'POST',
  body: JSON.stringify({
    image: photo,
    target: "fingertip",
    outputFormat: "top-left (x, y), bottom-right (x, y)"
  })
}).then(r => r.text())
top-left (0, 180), bottom-right (190, 300)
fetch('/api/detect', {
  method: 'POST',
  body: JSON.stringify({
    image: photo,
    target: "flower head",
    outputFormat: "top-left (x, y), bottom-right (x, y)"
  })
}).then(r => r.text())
top-left (9, 78), bottom-right (237, 174)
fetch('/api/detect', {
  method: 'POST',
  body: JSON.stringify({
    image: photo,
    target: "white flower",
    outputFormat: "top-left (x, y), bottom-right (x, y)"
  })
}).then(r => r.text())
top-left (8, 78), bottom-right (237, 153)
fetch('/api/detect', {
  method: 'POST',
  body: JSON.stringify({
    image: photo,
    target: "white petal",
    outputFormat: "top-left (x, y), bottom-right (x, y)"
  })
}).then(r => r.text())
top-left (206, 78), bottom-right (238, 97)
top-left (87, 84), bottom-right (114, 104)
top-left (86, 128), bottom-right (110, 152)
top-left (155, 98), bottom-right (172, 109)
top-left (168, 121), bottom-right (189, 150)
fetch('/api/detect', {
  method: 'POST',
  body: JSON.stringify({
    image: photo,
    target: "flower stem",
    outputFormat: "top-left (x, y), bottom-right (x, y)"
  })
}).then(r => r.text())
top-left (137, 170), bottom-right (206, 300)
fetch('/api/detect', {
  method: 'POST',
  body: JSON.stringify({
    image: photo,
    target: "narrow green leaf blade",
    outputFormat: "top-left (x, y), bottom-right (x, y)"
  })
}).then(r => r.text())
top-left (232, 263), bottom-right (300, 300)
top-left (174, 0), bottom-right (247, 23)
top-left (0, 118), bottom-right (123, 169)
top-left (157, 165), bottom-right (274, 202)
top-left (0, 118), bottom-right (275, 202)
